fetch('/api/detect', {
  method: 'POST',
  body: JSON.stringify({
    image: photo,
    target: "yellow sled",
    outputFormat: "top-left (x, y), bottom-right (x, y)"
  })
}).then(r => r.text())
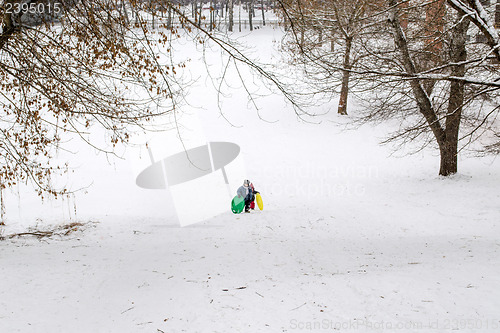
top-left (256, 193), bottom-right (263, 211)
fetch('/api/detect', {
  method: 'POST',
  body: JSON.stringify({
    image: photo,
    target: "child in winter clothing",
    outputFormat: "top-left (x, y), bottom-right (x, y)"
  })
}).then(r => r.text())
top-left (237, 179), bottom-right (259, 213)
top-left (249, 182), bottom-right (258, 210)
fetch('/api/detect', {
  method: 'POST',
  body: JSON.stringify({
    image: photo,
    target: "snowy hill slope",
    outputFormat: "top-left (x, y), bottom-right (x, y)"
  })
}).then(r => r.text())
top-left (0, 27), bottom-right (499, 333)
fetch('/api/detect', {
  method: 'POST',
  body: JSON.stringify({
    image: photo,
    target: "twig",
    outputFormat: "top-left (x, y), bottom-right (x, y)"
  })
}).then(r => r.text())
top-left (8, 231), bottom-right (54, 239)
top-left (136, 322), bottom-right (153, 326)
top-left (121, 307), bottom-right (135, 315)
top-left (290, 302), bottom-right (307, 311)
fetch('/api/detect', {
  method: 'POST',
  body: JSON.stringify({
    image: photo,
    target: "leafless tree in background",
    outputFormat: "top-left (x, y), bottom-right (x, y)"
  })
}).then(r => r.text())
top-left (280, 0), bottom-right (500, 176)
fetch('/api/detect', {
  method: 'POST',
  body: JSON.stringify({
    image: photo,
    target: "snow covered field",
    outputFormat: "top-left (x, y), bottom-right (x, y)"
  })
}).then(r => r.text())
top-left (1, 28), bottom-right (499, 333)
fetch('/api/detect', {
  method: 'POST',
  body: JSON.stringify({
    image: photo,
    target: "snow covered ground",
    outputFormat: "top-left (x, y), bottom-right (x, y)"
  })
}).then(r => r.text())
top-left (1, 27), bottom-right (500, 333)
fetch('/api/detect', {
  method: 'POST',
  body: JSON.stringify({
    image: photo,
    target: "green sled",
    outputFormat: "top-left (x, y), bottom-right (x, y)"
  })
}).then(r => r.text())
top-left (231, 195), bottom-right (245, 214)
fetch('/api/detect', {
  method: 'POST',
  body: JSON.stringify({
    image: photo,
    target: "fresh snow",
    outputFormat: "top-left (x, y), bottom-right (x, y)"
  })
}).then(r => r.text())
top-left (1, 27), bottom-right (500, 333)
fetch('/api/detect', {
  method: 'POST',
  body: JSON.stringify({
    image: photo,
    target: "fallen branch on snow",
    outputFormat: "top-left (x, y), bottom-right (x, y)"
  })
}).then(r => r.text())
top-left (0, 222), bottom-right (95, 241)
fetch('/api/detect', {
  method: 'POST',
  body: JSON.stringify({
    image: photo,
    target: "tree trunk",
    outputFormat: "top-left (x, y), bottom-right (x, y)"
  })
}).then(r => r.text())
top-left (229, 0), bottom-right (234, 31)
top-left (439, 14), bottom-right (470, 176)
top-left (0, 183), bottom-right (5, 225)
top-left (199, 3), bottom-right (202, 26)
top-left (239, 0), bottom-right (242, 32)
top-left (210, 0), bottom-right (214, 30)
top-left (167, 6), bottom-right (172, 29)
top-left (338, 36), bottom-right (352, 115)
top-left (0, 10), bottom-right (16, 51)
top-left (150, 0), bottom-right (155, 29)
top-left (388, 0), bottom-right (449, 175)
top-left (249, 0), bottom-right (253, 31)
top-left (122, 1), bottom-right (130, 25)
top-left (133, 1), bottom-right (140, 25)
top-left (388, 0), bottom-right (472, 176)
top-left (261, 0), bottom-right (265, 26)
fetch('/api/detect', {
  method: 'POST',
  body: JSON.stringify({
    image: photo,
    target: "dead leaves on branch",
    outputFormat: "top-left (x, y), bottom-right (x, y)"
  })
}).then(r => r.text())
top-left (0, 0), bottom-right (187, 196)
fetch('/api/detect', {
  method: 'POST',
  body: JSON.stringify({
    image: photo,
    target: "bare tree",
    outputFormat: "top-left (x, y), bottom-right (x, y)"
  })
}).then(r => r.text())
top-left (330, 0), bottom-right (375, 115)
top-left (281, 0), bottom-right (378, 115)
top-left (280, 0), bottom-right (500, 176)
top-left (386, 0), bottom-right (472, 175)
